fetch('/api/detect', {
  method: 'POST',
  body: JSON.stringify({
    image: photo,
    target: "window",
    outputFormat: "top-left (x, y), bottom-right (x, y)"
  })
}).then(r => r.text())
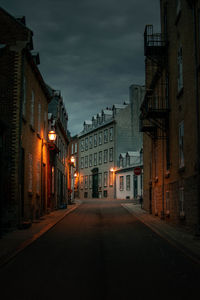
top-left (89, 154), bottom-right (93, 167)
top-left (99, 132), bottom-right (102, 145)
top-left (94, 153), bottom-right (97, 166)
top-left (119, 176), bottom-right (124, 191)
top-left (109, 171), bottom-right (113, 186)
top-left (89, 175), bottom-right (92, 189)
top-left (71, 143), bottom-right (74, 154)
top-left (126, 175), bottom-right (130, 191)
top-left (30, 90), bottom-right (35, 127)
top-left (80, 176), bottom-right (84, 189)
top-left (85, 175), bottom-right (88, 189)
top-left (104, 172), bottom-right (108, 187)
top-left (109, 127), bottom-right (113, 141)
top-left (89, 136), bottom-right (93, 149)
top-left (109, 148), bottom-right (113, 162)
top-left (74, 143), bottom-right (77, 153)
top-left (104, 149), bottom-right (108, 163)
top-left (85, 156), bottom-right (88, 168)
top-left (99, 151), bottom-right (102, 165)
top-left (98, 173), bottom-right (102, 187)
top-left (179, 121), bottom-right (184, 168)
top-left (22, 76), bottom-right (26, 116)
top-left (38, 102), bottom-right (41, 134)
top-left (81, 157), bottom-right (84, 169)
top-left (80, 140), bottom-right (84, 152)
top-left (85, 137), bottom-right (88, 151)
top-left (94, 134), bottom-right (97, 147)
top-left (104, 129), bottom-right (108, 143)
top-left (177, 46), bottom-right (183, 92)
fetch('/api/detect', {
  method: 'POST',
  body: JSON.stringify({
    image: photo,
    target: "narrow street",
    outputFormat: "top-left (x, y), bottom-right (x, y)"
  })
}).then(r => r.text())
top-left (1, 199), bottom-right (200, 300)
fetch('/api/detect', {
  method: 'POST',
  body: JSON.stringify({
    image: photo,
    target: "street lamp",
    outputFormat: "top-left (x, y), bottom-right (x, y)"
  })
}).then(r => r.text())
top-left (48, 130), bottom-right (57, 142)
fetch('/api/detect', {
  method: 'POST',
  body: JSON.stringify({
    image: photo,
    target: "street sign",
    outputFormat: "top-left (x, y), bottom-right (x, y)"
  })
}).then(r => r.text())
top-left (134, 167), bottom-right (141, 176)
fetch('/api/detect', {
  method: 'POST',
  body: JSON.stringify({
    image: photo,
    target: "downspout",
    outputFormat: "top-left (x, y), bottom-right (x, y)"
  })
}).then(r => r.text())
top-left (18, 50), bottom-right (25, 226)
top-left (193, 2), bottom-right (200, 236)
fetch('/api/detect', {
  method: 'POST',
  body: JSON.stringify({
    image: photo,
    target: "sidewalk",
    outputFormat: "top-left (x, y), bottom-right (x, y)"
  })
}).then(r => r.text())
top-left (122, 203), bottom-right (200, 264)
top-left (0, 202), bottom-right (81, 268)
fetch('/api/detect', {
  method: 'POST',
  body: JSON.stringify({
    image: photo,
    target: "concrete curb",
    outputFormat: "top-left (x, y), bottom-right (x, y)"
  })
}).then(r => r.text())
top-left (0, 204), bottom-right (80, 269)
top-left (122, 203), bottom-right (200, 265)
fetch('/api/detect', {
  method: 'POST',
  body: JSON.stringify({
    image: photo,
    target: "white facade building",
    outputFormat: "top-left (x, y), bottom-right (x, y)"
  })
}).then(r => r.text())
top-left (78, 84), bottom-right (145, 199)
top-left (116, 151), bottom-right (143, 200)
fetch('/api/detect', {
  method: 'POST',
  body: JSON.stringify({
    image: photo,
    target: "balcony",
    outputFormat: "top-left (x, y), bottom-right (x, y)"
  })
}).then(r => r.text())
top-left (144, 25), bottom-right (166, 57)
top-left (139, 118), bottom-right (156, 134)
top-left (140, 95), bottom-right (169, 120)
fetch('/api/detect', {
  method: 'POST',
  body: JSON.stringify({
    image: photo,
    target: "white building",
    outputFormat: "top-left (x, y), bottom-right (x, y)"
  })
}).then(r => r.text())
top-left (78, 84), bottom-right (145, 199)
top-left (116, 151), bottom-right (143, 200)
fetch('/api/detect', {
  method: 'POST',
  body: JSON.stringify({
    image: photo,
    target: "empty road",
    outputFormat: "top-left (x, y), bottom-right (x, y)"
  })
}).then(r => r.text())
top-left (1, 199), bottom-right (200, 300)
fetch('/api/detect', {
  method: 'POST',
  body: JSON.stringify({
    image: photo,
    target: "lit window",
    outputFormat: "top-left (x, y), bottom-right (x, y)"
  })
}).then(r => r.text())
top-left (109, 171), bottom-right (113, 186)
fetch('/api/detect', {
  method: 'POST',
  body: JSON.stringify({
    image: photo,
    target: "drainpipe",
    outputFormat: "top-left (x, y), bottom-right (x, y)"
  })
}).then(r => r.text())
top-left (193, 2), bottom-right (200, 236)
top-left (18, 50), bottom-right (25, 226)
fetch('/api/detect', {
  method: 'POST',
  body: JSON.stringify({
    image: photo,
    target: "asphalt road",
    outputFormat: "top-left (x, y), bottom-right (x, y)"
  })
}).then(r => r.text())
top-left (1, 199), bottom-right (200, 300)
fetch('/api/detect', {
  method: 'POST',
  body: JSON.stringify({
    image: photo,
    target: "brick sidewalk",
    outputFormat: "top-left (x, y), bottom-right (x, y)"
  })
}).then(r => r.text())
top-left (122, 203), bottom-right (200, 264)
top-left (0, 203), bottom-right (80, 268)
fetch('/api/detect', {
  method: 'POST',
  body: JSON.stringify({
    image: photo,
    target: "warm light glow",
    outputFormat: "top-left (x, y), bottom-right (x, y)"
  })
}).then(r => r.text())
top-left (70, 156), bottom-right (75, 164)
top-left (74, 172), bottom-right (78, 177)
top-left (48, 130), bottom-right (57, 142)
top-left (110, 167), bottom-right (115, 172)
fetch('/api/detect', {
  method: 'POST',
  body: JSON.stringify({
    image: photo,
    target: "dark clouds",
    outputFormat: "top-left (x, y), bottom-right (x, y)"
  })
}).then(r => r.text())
top-left (1, 0), bottom-right (160, 135)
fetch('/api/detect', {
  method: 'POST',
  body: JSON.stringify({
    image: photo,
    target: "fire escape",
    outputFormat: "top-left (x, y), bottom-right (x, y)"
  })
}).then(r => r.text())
top-left (140, 25), bottom-right (169, 140)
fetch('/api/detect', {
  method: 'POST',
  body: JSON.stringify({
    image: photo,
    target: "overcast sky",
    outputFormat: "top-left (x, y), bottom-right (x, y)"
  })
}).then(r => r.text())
top-left (1, 0), bottom-right (160, 135)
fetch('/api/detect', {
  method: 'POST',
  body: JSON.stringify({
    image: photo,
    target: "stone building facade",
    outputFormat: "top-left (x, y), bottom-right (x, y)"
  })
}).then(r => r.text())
top-left (0, 8), bottom-right (51, 231)
top-left (48, 88), bottom-right (69, 209)
top-left (78, 84), bottom-right (144, 199)
top-left (140, 0), bottom-right (200, 233)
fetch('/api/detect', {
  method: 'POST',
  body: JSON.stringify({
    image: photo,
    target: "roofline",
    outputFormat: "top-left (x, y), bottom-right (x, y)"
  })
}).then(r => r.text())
top-left (78, 119), bottom-right (115, 138)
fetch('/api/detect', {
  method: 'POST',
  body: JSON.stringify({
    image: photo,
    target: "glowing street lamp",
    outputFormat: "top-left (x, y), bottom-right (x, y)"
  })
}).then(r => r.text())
top-left (70, 156), bottom-right (75, 164)
top-left (48, 130), bottom-right (57, 142)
